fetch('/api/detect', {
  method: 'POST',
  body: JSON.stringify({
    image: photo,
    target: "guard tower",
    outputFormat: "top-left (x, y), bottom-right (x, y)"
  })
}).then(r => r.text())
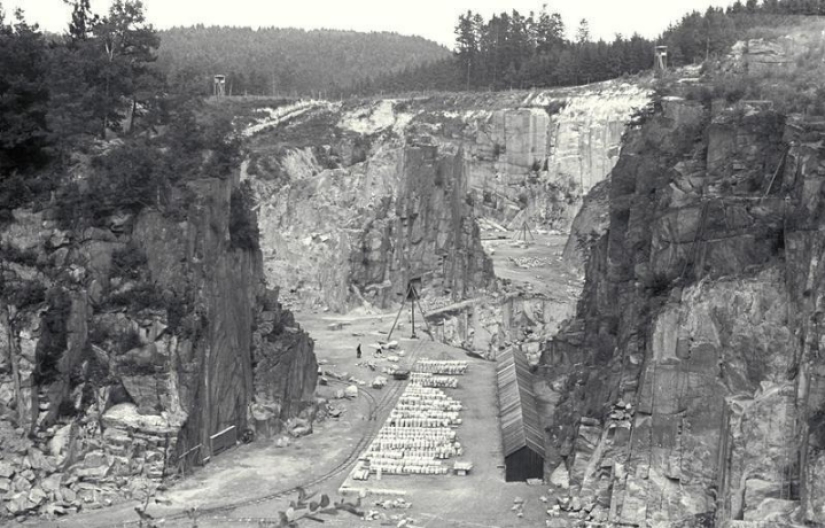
top-left (654, 46), bottom-right (668, 77)
top-left (213, 75), bottom-right (227, 97)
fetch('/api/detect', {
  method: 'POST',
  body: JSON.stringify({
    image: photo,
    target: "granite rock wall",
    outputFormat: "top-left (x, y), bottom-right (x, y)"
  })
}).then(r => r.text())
top-left (542, 96), bottom-right (825, 527)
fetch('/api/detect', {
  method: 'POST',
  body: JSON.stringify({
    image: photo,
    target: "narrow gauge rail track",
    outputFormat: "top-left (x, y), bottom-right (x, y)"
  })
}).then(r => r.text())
top-left (152, 338), bottom-right (428, 524)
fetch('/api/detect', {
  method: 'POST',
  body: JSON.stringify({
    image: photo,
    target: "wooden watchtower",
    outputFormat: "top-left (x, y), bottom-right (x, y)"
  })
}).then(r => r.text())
top-left (213, 75), bottom-right (227, 98)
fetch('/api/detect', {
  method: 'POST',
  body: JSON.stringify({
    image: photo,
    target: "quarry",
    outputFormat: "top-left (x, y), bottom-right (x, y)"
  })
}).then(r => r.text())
top-left (2, 6), bottom-right (825, 528)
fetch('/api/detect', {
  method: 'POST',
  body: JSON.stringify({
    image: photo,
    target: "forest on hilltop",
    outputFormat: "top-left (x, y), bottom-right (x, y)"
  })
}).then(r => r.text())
top-left (155, 26), bottom-right (451, 97)
top-left (349, 0), bottom-right (825, 95)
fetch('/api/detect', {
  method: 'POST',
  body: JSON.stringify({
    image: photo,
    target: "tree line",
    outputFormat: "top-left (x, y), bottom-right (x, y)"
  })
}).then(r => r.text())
top-left (155, 26), bottom-right (450, 98)
top-left (349, 0), bottom-right (825, 96)
top-left (662, 0), bottom-right (825, 66)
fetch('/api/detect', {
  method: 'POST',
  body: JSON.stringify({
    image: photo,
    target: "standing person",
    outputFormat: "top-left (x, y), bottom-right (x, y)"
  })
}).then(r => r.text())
top-left (356, 344), bottom-right (362, 359)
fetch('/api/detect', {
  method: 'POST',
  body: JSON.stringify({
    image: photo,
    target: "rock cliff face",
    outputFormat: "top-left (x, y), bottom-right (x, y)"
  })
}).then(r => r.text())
top-left (250, 106), bottom-right (495, 312)
top-left (542, 92), bottom-right (825, 526)
top-left (248, 81), bottom-right (650, 312)
top-left (404, 84), bottom-right (651, 232)
top-left (0, 174), bottom-right (316, 519)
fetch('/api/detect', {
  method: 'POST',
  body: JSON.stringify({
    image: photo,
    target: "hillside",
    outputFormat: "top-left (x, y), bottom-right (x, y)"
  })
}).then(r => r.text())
top-left (155, 26), bottom-right (451, 96)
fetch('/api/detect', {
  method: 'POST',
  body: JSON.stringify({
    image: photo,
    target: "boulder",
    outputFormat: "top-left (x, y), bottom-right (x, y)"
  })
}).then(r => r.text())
top-left (5, 492), bottom-right (35, 516)
top-left (345, 385), bottom-right (359, 398)
top-left (59, 487), bottom-right (76, 504)
top-left (27, 448), bottom-right (53, 472)
top-left (289, 426), bottom-right (312, 437)
top-left (41, 473), bottom-right (63, 493)
top-left (101, 403), bottom-right (178, 435)
top-left (12, 474), bottom-right (31, 493)
top-left (28, 486), bottom-right (48, 507)
top-left (83, 450), bottom-right (109, 468)
top-left (75, 464), bottom-right (111, 481)
top-left (549, 463), bottom-right (570, 489)
top-left (0, 461), bottom-right (15, 479)
top-left (120, 374), bottom-right (162, 413)
top-left (49, 423), bottom-right (74, 463)
top-left (744, 478), bottom-right (783, 519)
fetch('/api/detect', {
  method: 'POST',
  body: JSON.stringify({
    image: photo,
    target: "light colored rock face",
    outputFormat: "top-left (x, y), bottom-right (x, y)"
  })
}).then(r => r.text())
top-left (254, 144), bottom-right (403, 311)
top-left (417, 83), bottom-right (650, 232)
top-left (251, 126), bottom-right (494, 311)
top-left (249, 81), bottom-right (650, 312)
top-left (548, 90), bottom-right (649, 194)
top-left (544, 101), bottom-right (825, 526)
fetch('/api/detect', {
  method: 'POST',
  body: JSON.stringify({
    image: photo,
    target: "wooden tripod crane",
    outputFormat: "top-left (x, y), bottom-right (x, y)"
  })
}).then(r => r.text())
top-left (516, 219), bottom-right (535, 243)
top-left (387, 281), bottom-right (432, 342)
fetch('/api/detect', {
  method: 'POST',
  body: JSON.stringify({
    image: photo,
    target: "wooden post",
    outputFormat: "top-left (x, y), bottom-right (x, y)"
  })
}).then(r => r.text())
top-left (386, 285), bottom-right (409, 343)
top-left (410, 288), bottom-right (416, 339)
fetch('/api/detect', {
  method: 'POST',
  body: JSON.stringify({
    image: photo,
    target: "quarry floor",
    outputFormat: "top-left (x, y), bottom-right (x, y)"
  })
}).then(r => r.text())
top-left (46, 232), bottom-right (575, 528)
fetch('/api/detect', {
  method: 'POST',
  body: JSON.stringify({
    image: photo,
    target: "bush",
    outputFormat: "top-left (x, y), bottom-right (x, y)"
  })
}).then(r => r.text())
top-left (165, 292), bottom-right (192, 334)
top-left (809, 407), bottom-right (825, 451)
top-left (107, 282), bottom-right (165, 312)
top-left (0, 245), bottom-right (39, 267)
top-left (351, 135), bottom-right (371, 165)
top-left (647, 272), bottom-right (672, 297)
top-left (55, 105), bottom-right (244, 230)
top-left (229, 182), bottom-right (260, 251)
top-left (111, 242), bottom-right (149, 281)
top-left (543, 101), bottom-right (567, 116)
top-left (57, 400), bottom-right (79, 418)
top-left (116, 328), bottom-right (143, 354)
top-left (34, 288), bottom-right (72, 385)
top-left (0, 174), bottom-right (34, 224)
top-left (4, 280), bottom-right (47, 309)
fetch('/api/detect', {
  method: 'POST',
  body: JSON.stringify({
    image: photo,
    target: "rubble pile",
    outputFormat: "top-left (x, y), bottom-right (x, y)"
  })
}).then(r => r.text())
top-left (0, 403), bottom-right (176, 520)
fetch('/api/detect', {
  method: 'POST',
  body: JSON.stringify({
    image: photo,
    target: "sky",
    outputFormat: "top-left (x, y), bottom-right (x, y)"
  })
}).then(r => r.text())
top-left (5, 0), bottom-right (741, 48)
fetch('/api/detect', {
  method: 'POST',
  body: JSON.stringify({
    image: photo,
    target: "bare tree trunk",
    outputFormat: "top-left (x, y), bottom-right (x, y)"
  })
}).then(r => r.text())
top-left (128, 99), bottom-right (137, 135)
top-left (3, 306), bottom-right (25, 428)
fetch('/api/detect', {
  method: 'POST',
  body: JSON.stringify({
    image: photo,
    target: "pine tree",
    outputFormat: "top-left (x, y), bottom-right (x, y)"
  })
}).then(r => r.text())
top-left (455, 10), bottom-right (478, 90)
top-left (536, 5), bottom-right (564, 54)
top-left (0, 7), bottom-right (50, 170)
top-left (63, 0), bottom-right (98, 41)
top-left (576, 19), bottom-right (590, 45)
